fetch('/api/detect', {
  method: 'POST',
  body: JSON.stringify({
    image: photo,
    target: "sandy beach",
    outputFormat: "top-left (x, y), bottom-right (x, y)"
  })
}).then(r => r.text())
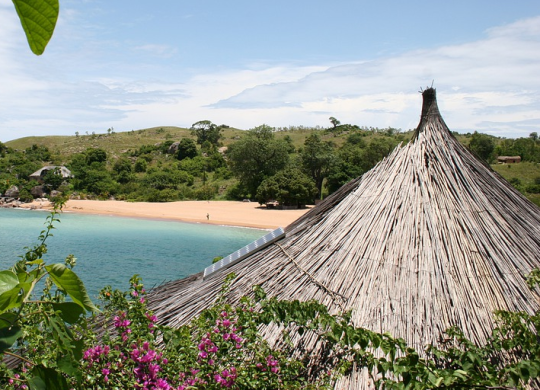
top-left (20, 200), bottom-right (311, 229)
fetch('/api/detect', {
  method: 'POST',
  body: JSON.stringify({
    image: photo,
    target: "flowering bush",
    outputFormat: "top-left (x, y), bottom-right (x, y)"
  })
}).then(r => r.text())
top-left (79, 275), bottom-right (322, 389)
top-left (1, 208), bottom-right (540, 389)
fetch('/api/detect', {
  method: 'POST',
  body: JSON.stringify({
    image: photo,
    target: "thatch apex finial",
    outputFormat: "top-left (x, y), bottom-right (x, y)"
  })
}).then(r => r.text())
top-left (413, 87), bottom-right (443, 138)
top-left (420, 87), bottom-right (439, 119)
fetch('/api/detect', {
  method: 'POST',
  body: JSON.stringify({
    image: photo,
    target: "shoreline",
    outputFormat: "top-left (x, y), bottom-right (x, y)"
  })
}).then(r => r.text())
top-left (19, 200), bottom-right (312, 230)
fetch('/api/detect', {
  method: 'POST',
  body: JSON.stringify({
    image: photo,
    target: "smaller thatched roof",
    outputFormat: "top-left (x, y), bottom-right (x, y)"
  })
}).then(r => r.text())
top-left (29, 166), bottom-right (72, 181)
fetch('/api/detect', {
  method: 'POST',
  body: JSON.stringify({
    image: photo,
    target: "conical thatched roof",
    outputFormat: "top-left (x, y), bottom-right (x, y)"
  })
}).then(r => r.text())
top-left (148, 88), bottom-right (540, 388)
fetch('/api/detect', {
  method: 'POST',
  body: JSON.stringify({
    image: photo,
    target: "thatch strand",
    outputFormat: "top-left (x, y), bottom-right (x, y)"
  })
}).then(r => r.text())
top-left (148, 88), bottom-right (540, 389)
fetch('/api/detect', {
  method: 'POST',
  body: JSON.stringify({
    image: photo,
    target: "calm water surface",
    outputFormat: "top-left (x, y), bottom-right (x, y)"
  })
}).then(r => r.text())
top-left (0, 208), bottom-right (265, 298)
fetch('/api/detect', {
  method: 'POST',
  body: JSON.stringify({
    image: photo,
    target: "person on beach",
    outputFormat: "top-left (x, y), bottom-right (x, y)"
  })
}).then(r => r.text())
top-left (207, 213), bottom-right (209, 220)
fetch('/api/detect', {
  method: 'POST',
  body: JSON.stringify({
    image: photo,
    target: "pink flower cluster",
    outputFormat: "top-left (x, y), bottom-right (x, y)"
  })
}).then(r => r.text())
top-left (177, 369), bottom-right (206, 389)
top-left (256, 355), bottom-right (280, 374)
top-left (83, 344), bottom-right (121, 383)
top-left (213, 367), bottom-right (238, 388)
top-left (147, 313), bottom-right (158, 329)
top-left (192, 311), bottom-right (246, 387)
top-left (83, 345), bottom-right (111, 366)
top-left (131, 341), bottom-right (171, 390)
top-left (215, 311), bottom-right (244, 349)
top-left (198, 333), bottom-right (219, 361)
top-left (114, 311), bottom-right (132, 342)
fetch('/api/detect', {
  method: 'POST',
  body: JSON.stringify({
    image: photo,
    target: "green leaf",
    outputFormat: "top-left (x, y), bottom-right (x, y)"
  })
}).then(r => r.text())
top-left (0, 324), bottom-right (22, 353)
top-left (57, 355), bottom-right (79, 378)
top-left (51, 302), bottom-right (84, 324)
top-left (0, 270), bottom-right (23, 313)
top-left (27, 259), bottom-right (44, 265)
top-left (29, 365), bottom-right (70, 390)
top-left (0, 312), bottom-right (18, 327)
top-left (27, 376), bottom-right (46, 390)
top-left (71, 338), bottom-right (85, 361)
top-left (0, 270), bottom-right (19, 295)
top-left (0, 287), bottom-right (22, 314)
top-left (12, 0), bottom-right (59, 55)
top-left (45, 264), bottom-right (98, 313)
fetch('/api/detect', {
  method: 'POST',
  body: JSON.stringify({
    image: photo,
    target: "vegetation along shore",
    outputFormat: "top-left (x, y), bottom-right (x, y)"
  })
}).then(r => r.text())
top-left (2, 120), bottom-right (540, 210)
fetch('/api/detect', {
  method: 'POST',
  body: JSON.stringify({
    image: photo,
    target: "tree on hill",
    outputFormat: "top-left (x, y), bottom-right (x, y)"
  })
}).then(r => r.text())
top-left (468, 131), bottom-right (495, 162)
top-left (24, 144), bottom-right (51, 162)
top-left (176, 138), bottom-right (198, 160)
top-left (113, 157), bottom-right (134, 184)
top-left (190, 120), bottom-right (227, 146)
top-left (329, 116), bottom-right (341, 129)
top-left (85, 148), bottom-right (108, 165)
top-left (300, 133), bottom-right (337, 198)
top-left (362, 137), bottom-right (398, 171)
top-left (42, 167), bottom-right (65, 191)
top-left (227, 125), bottom-right (290, 198)
top-left (256, 168), bottom-right (317, 207)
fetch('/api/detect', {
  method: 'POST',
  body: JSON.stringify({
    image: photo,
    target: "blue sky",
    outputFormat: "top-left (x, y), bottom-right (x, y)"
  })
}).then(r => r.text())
top-left (1, 0), bottom-right (540, 141)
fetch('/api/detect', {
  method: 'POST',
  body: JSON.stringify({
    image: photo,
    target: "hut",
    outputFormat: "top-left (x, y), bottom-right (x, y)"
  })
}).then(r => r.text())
top-left (29, 166), bottom-right (73, 183)
top-left (497, 155), bottom-right (522, 164)
top-left (148, 88), bottom-right (540, 388)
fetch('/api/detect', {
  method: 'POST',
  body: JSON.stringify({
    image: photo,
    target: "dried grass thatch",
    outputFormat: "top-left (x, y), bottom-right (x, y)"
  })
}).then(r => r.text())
top-left (148, 88), bottom-right (540, 389)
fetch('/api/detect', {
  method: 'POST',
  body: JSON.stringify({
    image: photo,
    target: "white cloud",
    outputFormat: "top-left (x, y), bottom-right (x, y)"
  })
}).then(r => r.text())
top-left (1, 8), bottom-right (540, 141)
top-left (134, 44), bottom-right (177, 58)
top-left (205, 16), bottom-right (540, 136)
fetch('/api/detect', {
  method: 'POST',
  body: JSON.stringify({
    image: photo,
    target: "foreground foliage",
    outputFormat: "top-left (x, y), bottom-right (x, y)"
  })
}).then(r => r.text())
top-left (0, 210), bottom-right (539, 389)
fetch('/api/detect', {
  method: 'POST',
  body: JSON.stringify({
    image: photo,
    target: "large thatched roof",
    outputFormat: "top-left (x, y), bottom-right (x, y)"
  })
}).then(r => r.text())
top-left (148, 88), bottom-right (540, 388)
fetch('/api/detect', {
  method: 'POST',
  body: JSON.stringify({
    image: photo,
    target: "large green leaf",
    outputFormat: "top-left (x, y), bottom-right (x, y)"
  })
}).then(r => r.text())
top-left (51, 302), bottom-right (85, 324)
top-left (0, 287), bottom-right (21, 313)
top-left (45, 264), bottom-right (98, 313)
top-left (0, 324), bottom-right (22, 353)
top-left (0, 312), bottom-right (18, 328)
top-left (0, 271), bottom-right (22, 313)
top-left (29, 365), bottom-right (70, 390)
top-left (12, 0), bottom-right (59, 55)
top-left (0, 270), bottom-right (19, 295)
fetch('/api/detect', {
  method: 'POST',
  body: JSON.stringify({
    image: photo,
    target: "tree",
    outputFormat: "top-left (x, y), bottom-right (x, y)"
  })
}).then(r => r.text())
top-left (25, 144), bottom-right (51, 162)
top-left (329, 116), bottom-right (341, 129)
top-left (42, 167), bottom-right (65, 191)
top-left (85, 148), bottom-right (107, 165)
top-left (256, 168), bottom-right (317, 207)
top-left (134, 158), bottom-right (148, 173)
top-left (227, 125), bottom-right (290, 198)
top-left (176, 138), bottom-right (198, 160)
top-left (190, 120), bottom-right (225, 146)
top-left (327, 143), bottom-right (366, 193)
top-left (468, 131), bottom-right (495, 162)
top-left (300, 134), bottom-right (337, 198)
top-left (113, 157), bottom-right (134, 184)
top-left (513, 137), bottom-right (537, 161)
top-left (361, 137), bottom-right (398, 171)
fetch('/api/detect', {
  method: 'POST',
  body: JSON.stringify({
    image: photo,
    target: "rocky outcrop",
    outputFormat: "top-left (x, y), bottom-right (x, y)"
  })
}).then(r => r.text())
top-left (168, 142), bottom-right (180, 155)
top-left (31, 185), bottom-right (45, 198)
top-left (4, 186), bottom-right (19, 198)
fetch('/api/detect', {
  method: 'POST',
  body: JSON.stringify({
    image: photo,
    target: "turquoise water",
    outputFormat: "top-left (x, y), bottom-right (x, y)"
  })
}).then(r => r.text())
top-left (0, 208), bottom-right (265, 299)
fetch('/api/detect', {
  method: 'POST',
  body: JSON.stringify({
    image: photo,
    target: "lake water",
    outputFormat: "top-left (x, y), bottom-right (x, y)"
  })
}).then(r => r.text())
top-left (0, 208), bottom-right (265, 299)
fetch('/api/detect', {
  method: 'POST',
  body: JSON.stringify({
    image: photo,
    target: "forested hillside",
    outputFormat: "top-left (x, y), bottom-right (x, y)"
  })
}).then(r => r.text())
top-left (2, 122), bottom-right (540, 207)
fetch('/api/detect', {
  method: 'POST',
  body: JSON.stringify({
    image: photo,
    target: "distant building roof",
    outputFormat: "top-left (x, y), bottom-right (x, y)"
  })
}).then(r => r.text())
top-left (29, 166), bottom-right (73, 181)
top-left (497, 156), bottom-right (521, 163)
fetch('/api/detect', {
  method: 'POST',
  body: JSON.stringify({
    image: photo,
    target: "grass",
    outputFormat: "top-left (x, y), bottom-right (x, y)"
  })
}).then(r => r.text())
top-left (6, 125), bottom-right (414, 163)
top-left (491, 162), bottom-right (540, 186)
top-left (491, 162), bottom-right (540, 207)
